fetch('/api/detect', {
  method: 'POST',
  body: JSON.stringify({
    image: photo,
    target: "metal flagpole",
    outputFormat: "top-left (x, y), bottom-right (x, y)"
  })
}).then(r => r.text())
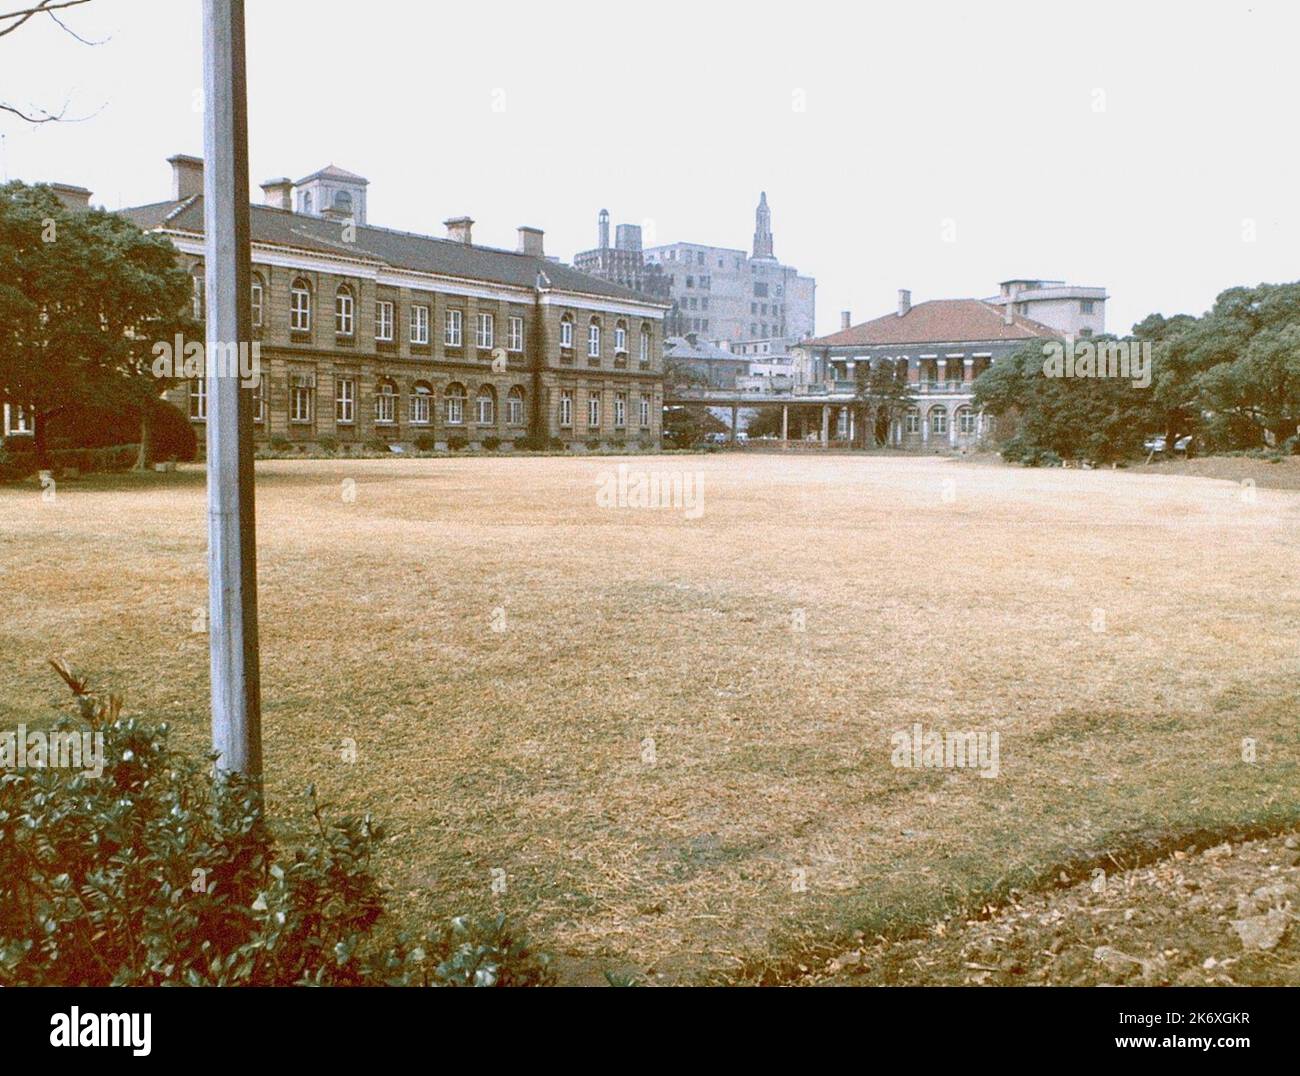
top-left (202, 0), bottom-right (262, 778)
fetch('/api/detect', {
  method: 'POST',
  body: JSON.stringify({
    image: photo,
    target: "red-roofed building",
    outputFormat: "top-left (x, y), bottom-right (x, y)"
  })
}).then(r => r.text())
top-left (794, 288), bottom-right (1068, 449)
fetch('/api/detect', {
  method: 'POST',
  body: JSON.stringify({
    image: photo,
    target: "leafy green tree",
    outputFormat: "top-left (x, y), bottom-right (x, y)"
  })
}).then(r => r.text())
top-left (0, 181), bottom-right (193, 468)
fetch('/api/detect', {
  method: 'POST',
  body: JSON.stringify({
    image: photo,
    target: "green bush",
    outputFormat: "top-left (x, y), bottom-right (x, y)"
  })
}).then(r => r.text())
top-left (269, 436), bottom-right (289, 452)
top-left (317, 437), bottom-right (338, 455)
top-left (414, 434), bottom-right (438, 452)
top-left (45, 399), bottom-right (196, 463)
top-left (0, 661), bottom-right (553, 987)
top-left (447, 436), bottom-right (467, 452)
top-left (482, 437), bottom-right (501, 452)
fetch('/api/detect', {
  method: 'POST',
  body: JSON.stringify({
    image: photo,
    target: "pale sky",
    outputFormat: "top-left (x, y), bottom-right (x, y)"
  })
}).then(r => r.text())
top-left (3, 0), bottom-right (1297, 337)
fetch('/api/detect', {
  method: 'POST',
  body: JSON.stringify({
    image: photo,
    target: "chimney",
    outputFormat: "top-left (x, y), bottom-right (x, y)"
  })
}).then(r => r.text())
top-left (260, 177), bottom-right (293, 210)
top-left (167, 154), bottom-right (204, 201)
top-left (840, 310), bottom-right (851, 331)
top-left (444, 216), bottom-right (474, 245)
top-left (898, 289), bottom-right (911, 317)
top-left (517, 226), bottom-right (544, 258)
top-left (49, 183), bottom-right (92, 210)
top-left (598, 208), bottom-right (610, 250)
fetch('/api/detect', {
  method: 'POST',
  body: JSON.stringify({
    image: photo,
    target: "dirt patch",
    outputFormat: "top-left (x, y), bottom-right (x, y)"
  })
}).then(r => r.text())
top-left (804, 831), bottom-right (1300, 986)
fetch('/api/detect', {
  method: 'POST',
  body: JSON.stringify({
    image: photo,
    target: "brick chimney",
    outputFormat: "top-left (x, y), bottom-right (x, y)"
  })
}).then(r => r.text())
top-left (260, 177), bottom-right (293, 209)
top-left (167, 154), bottom-right (204, 200)
top-left (840, 310), bottom-right (851, 331)
top-left (898, 289), bottom-right (911, 317)
top-left (444, 216), bottom-right (474, 245)
top-left (517, 226), bottom-right (544, 258)
top-left (49, 183), bottom-right (92, 210)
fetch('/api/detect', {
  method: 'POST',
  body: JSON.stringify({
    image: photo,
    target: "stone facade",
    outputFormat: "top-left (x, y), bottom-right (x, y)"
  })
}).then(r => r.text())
top-left (124, 157), bottom-right (668, 452)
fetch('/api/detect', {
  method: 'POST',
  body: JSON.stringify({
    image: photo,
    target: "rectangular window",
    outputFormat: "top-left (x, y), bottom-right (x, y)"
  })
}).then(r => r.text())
top-left (446, 395), bottom-right (464, 425)
top-left (375, 387), bottom-right (395, 425)
top-left (251, 381), bottom-right (264, 423)
top-left (614, 393), bottom-right (626, 428)
top-left (1080, 299), bottom-right (1095, 314)
top-left (251, 282), bottom-right (263, 328)
top-left (375, 300), bottom-right (394, 342)
top-left (410, 304), bottom-right (429, 345)
top-left (336, 378), bottom-right (355, 424)
top-left (588, 323), bottom-right (600, 358)
top-left (639, 395), bottom-right (650, 427)
top-left (506, 393), bottom-right (523, 425)
top-left (411, 391), bottom-right (430, 425)
top-left (507, 316), bottom-right (524, 352)
top-left (560, 318), bottom-right (573, 349)
top-left (476, 393), bottom-right (494, 425)
top-left (614, 326), bottom-right (627, 353)
top-left (189, 378), bottom-right (206, 420)
top-left (559, 390), bottom-right (572, 427)
top-left (291, 385), bottom-right (313, 423)
top-left (335, 290), bottom-right (354, 336)
top-left (476, 312), bottom-right (494, 349)
top-left (444, 308), bottom-right (462, 347)
top-left (588, 392), bottom-right (601, 428)
top-left (290, 286), bottom-right (311, 332)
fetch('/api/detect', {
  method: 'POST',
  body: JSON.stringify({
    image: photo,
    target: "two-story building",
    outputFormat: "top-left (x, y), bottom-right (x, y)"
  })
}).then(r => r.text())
top-left (796, 289), bottom-right (1062, 449)
top-left (121, 155), bottom-right (669, 452)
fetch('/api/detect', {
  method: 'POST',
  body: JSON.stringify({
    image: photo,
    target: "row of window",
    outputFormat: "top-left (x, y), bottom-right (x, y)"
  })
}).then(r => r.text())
top-left (194, 273), bottom-right (654, 361)
top-left (189, 379), bottom-right (526, 427)
top-left (901, 406), bottom-right (979, 435)
top-left (556, 390), bottom-right (652, 429)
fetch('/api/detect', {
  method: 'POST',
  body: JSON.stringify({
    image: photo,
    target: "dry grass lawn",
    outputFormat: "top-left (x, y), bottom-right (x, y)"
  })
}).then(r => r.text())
top-left (1, 454), bottom-right (1297, 983)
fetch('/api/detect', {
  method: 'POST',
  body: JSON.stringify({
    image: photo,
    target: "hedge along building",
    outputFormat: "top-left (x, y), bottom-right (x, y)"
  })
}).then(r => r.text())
top-left (794, 290), bottom-right (1062, 449)
top-left (120, 155), bottom-right (670, 451)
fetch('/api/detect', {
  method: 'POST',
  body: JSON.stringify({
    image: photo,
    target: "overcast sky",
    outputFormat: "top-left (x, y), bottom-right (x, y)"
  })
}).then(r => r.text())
top-left (3, 0), bottom-right (1297, 337)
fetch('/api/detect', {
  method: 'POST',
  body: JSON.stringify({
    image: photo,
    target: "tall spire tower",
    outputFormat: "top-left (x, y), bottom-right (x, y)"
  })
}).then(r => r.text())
top-left (752, 191), bottom-right (774, 259)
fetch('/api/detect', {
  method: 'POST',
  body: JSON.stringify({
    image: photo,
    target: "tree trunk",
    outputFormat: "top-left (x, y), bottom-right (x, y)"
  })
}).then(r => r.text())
top-left (135, 405), bottom-right (153, 470)
top-left (33, 409), bottom-right (50, 471)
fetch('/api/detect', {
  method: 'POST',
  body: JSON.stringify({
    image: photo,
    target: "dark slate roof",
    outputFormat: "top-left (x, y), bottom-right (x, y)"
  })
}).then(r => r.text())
top-left (807, 299), bottom-right (1059, 347)
top-left (118, 198), bottom-right (663, 307)
top-left (663, 335), bottom-right (746, 361)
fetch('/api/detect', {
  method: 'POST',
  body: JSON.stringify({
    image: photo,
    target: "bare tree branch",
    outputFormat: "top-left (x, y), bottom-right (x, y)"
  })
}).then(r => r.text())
top-left (0, 0), bottom-right (101, 123)
top-left (0, 0), bottom-right (93, 38)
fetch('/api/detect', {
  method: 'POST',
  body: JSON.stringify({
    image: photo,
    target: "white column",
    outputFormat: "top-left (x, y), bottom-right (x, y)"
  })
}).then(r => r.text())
top-left (949, 406), bottom-right (958, 447)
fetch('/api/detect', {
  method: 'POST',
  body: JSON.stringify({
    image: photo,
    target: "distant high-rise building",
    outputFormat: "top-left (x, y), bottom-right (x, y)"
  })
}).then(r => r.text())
top-left (573, 210), bottom-right (672, 301)
top-left (640, 192), bottom-right (815, 349)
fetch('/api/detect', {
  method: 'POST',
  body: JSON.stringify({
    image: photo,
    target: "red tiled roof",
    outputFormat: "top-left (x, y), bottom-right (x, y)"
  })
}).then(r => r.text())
top-left (808, 299), bottom-right (1059, 347)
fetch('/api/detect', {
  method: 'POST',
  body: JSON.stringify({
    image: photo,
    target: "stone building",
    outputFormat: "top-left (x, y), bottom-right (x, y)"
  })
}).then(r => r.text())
top-left (120, 155), bottom-right (669, 451)
top-left (985, 279), bottom-right (1107, 337)
top-left (572, 210), bottom-right (672, 302)
top-left (796, 288), bottom-right (1061, 449)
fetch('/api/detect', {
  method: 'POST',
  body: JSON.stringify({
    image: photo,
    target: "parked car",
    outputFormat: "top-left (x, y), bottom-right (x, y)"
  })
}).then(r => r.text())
top-left (1143, 435), bottom-right (1193, 454)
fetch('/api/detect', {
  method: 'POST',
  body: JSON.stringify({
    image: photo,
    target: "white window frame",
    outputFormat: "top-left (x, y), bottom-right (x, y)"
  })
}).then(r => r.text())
top-left (588, 322), bottom-right (601, 358)
top-left (446, 389), bottom-right (465, 425)
top-left (375, 300), bottom-right (394, 342)
top-left (411, 388), bottom-right (431, 425)
top-left (410, 304), bottom-right (430, 345)
top-left (559, 317), bottom-right (573, 349)
top-left (336, 378), bottom-right (356, 424)
top-left (375, 382), bottom-right (396, 425)
top-left (335, 287), bottom-right (355, 336)
top-left (587, 392), bottom-right (601, 428)
top-left (444, 308), bottom-right (463, 347)
top-left (290, 281), bottom-right (311, 332)
top-left (931, 408), bottom-right (947, 435)
top-left (251, 280), bottom-right (263, 328)
top-left (189, 379), bottom-right (206, 420)
top-left (639, 395), bottom-right (650, 428)
top-left (559, 390), bottom-right (572, 427)
top-left (614, 393), bottom-right (626, 428)
top-left (506, 389), bottom-right (523, 425)
top-left (507, 315), bottom-right (524, 353)
top-left (476, 390), bottom-right (494, 425)
top-left (614, 324), bottom-right (627, 354)
top-left (475, 312), bottom-right (494, 350)
top-left (291, 384), bottom-right (313, 424)
top-left (905, 409), bottom-right (920, 434)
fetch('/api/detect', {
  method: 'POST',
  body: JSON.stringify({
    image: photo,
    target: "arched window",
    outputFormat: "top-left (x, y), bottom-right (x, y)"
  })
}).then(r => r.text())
top-left (301, 190), bottom-right (313, 214)
top-left (587, 317), bottom-right (601, 358)
top-left (410, 382), bottom-right (432, 425)
top-left (614, 319), bottom-right (628, 354)
top-left (905, 407), bottom-right (920, 434)
top-left (506, 385), bottom-right (525, 425)
top-left (956, 406), bottom-right (976, 435)
top-left (374, 379), bottom-right (396, 425)
top-left (559, 313), bottom-right (574, 350)
top-left (333, 189), bottom-right (352, 212)
top-left (476, 385), bottom-right (496, 425)
top-left (445, 382), bottom-right (466, 425)
top-left (290, 278), bottom-right (312, 332)
top-left (930, 407), bottom-right (948, 435)
top-left (335, 284), bottom-right (355, 336)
